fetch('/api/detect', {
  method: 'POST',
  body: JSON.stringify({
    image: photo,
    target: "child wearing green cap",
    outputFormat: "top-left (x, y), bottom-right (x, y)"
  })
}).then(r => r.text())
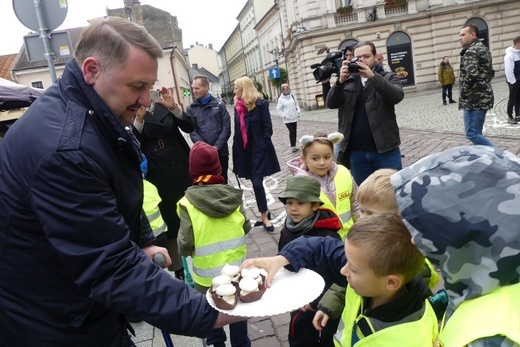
top-left (278, 175), bottom-right (343, 347)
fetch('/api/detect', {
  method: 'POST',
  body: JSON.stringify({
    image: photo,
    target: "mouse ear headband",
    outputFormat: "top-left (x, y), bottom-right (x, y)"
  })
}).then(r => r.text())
top-left (299, 132), bottom-right (344, 146)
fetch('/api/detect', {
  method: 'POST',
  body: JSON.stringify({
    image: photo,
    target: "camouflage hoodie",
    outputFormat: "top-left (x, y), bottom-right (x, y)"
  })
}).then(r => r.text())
top-left (459, 39), bottom-right (494, 110)
top-left (391, 146), bottom-right (520, 347)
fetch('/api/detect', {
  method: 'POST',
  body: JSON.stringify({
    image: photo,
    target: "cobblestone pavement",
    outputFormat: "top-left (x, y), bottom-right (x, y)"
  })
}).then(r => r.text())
top-left (132, 76), bottom-right (520, 347)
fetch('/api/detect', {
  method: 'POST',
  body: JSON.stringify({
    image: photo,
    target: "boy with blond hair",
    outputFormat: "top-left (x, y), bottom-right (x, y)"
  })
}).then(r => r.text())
top-left (313, 169), bottom-right (441, 332)
top-left (241, 213), bottom-right (439, 346)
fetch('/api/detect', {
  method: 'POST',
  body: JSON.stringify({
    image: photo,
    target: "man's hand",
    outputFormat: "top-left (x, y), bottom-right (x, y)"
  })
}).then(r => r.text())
top-left (338, 60), bottom-right (351, 84)
top-left (141, 245), bottom-right (172, 268)
top-left (135, 105), bottom-right (146, 124)
top-left (355, 61), bottom-right (375, 79)
top-left (155, 87), bottom-right (178, 110)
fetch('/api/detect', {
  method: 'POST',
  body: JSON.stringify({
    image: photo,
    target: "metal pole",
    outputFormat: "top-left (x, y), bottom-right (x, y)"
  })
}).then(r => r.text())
top-left (33, 0), bottom-right (57, 82)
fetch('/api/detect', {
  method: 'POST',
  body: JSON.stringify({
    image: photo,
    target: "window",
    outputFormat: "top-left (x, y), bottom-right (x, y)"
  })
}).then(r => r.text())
top-left (32, 81), bottom-right (43, 89)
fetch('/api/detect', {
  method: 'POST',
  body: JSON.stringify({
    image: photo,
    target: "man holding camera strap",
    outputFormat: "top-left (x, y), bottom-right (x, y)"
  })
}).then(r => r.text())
top-left (326, 41), bottom-right (404, 185)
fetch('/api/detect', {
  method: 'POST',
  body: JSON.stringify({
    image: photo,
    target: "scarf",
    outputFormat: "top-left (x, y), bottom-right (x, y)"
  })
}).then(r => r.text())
top-left (284, 211), bottom-right (320, 236)
top-left (193, 174), bottom-right (225, 185)
top-left (199, 94), bottom-right (211, 105)
top-left (235, 99), bottom-right (248, 149)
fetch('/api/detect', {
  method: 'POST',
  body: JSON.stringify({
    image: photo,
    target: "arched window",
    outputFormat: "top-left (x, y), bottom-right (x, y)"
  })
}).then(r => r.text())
top-left (387, 31), bottom-right (415, 86)
top-left (338, 39), bottom-right (359, 52)
top-left (464, 17), bottom-right (489, 48)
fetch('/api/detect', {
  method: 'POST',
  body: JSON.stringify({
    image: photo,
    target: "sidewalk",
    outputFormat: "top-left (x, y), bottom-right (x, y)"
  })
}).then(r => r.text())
top-left (132, 77), bottom-right (520, 346)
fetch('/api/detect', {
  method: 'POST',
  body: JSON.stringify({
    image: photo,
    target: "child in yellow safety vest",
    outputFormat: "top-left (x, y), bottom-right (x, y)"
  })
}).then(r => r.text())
top-left (313, 169), bottom-right (444, 336)
top-left (240, 213), bottom-right (439, 347)
top-left (287, 132), bottom-right (361, 240)
top-left (140, 155), bottom-right (167, 239)
top-left (392, 146), bottom-right (520, 347)
top-left (177, 141), bottom-right (251, 347)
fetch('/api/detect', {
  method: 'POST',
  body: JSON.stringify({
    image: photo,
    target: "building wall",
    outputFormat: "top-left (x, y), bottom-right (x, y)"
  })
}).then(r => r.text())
top-left (280, 0), bottom-right (520, 110)
top-left (256, 5), bottom-right (286, 100)
top-left (224, 26), bottom-right (247, 88)
top-left (187, 45), bottom-right (220, 77)
top-left (107, 5), bottom-right (183, 51)
top-left (14, 67), bottom-right (65, 90)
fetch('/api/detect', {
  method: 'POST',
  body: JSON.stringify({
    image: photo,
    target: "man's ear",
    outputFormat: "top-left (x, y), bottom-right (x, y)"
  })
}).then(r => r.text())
top-left (386, 274), bottom-right (404, 292)
top-left (82, 57), bottom-right (101, 85)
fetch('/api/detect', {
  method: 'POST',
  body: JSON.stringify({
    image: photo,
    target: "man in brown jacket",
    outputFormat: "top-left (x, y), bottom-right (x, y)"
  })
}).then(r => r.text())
top-left (438, 56), bottom-right (456, 105)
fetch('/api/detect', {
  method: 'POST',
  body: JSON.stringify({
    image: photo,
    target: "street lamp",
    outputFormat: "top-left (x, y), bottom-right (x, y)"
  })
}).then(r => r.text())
top-left (269, 48), bottom-right (281, 69)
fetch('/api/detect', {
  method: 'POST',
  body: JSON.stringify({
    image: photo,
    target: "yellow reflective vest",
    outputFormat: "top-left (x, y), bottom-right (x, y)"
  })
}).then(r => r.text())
top-left (143, 180), bottom-right (167, 237)
top-left (320, 165), bottom-right (354, 240)
top-left (177, 197), bottom-right (247, 287)
top-left (334, 285), bottom-right (439, 347)
top-left (439, 283), bottom-right (520, 347)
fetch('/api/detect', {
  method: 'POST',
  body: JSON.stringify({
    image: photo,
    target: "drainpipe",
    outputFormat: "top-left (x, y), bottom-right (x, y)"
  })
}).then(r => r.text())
top-left (169, 47), bottom-right (184, 111)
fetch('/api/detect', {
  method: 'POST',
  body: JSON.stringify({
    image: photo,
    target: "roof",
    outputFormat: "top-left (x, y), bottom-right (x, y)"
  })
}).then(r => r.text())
top-left (188, 67), bottom-right (219, 82)
top-left (0, 54), bottom-right (17, 79)
top-left (11, 27), bottom-right (85, 72)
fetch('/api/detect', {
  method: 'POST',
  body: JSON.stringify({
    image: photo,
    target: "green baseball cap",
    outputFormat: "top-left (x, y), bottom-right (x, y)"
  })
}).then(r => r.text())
top-left (278, 176), bottom-right (324, 205)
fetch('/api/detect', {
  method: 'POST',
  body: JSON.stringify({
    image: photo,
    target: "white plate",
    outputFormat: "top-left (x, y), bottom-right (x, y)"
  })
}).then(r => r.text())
top-left (206, 268), bottom-right (325, 317)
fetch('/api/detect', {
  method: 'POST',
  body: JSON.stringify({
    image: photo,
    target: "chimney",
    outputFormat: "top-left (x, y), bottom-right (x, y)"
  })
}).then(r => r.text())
top-left (193, 63), bottom-right (199, 69)
top-left (209, 43), bottom-right (213, 50)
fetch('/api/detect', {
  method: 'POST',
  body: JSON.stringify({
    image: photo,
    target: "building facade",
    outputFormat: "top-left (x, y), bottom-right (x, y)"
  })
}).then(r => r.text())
top-left (277, 0), bottom-right (520, 109)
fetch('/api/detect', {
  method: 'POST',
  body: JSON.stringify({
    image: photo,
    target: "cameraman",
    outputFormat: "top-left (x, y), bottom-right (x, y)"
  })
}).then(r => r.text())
top-left (321, 46), bottom-right (354, 101)
top-left (326, 41), bottom-right (404, 184)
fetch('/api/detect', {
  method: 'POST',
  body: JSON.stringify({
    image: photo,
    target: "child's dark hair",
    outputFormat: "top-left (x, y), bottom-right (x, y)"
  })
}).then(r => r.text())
top-left (346, 213), bottom-right (424, 284)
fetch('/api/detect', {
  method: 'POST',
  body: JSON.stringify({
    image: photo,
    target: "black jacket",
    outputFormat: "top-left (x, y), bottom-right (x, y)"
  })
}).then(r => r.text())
top-left (232, 98), bottom-right (280, 179)
top-left (326, 70), bottom-right (403, 153)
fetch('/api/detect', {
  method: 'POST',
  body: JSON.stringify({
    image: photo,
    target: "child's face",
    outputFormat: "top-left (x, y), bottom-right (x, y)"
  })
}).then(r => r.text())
top-left (302, 142), bottom-right (334, 178)
top-left (341, 240), bottom-right (388, 298)
top-left (285, 198), bottom-right (319, 223)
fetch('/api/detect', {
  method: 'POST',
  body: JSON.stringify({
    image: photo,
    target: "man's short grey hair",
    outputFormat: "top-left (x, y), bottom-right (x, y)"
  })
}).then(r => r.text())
top-left (74, 16), bottom-right (163, 71)
top-left (193, 75), bottom-right (209, 87)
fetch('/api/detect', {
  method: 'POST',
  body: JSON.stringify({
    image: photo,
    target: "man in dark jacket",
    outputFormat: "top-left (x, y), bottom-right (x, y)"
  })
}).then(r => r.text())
top-left (187, 75), bottom-right (231, 183)
top-left (326, 41), bottom-right (404, 185)
top-left (0, 17), bottom-right (241, 346)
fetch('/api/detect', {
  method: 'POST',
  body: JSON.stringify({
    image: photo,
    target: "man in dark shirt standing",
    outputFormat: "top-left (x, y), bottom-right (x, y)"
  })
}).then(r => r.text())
top-left (326, 41), bottom-right (404, 184)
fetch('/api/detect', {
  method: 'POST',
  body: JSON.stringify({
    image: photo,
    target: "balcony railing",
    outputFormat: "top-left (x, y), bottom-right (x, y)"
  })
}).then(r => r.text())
top-left (334, 12), bottom-right (358, 25)
top-left (385, 4), bottom-right (408, 15)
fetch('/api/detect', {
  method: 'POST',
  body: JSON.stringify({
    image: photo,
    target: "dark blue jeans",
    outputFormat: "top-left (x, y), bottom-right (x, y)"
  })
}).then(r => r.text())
top-left (206, 320), bottom-right (250, 347)
top-left (349, 148), bottom-right (402, 185)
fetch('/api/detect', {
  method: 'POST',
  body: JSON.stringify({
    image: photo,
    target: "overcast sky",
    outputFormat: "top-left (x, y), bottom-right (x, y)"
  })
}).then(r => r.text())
top-left (0, 0), bottom-right (247, 56)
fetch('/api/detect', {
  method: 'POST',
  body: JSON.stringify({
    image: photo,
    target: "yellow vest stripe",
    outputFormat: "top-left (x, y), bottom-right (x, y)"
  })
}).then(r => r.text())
top-left (193, 258), bottom-right (244, 279)
top-left (194, 236), bottom-right (246, 257)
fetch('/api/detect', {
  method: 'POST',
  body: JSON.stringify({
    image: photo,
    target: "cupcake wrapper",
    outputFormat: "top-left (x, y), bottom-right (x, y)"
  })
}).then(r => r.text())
top-left (211, 282), bottom-right (239, 310)
top-left (239, 274), bottom-right (266, 303)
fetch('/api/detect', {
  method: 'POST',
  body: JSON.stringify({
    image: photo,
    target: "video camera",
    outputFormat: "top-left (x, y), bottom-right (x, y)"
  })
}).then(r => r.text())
top-left (311, 50), bottom-right (344, 83)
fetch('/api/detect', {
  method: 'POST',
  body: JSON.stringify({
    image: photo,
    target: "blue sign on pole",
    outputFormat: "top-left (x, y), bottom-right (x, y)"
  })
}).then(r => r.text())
top-left (269, 67), bottom-right (280, 79)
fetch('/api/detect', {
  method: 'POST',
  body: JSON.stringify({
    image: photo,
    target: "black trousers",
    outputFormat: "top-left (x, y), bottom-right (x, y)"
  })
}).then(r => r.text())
top-left (285, 122), bottom-right (298, 147)
top-left (507, 82), bottom-right (520, 118)
top-left (441, 83), bottom-right (453, 103)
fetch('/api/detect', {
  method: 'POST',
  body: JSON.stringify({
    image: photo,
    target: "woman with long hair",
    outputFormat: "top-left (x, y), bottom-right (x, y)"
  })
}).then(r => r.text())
top-left (232, 76), bottom-right (280, 232)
